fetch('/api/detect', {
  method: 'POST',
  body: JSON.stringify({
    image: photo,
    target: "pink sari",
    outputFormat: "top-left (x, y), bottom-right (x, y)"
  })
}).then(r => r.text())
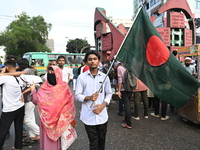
top-left (37, 66), bottom-right (76, 142)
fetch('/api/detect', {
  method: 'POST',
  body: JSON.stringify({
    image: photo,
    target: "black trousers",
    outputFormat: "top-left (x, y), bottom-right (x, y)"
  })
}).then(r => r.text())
top-left (121, 91), bottom-right (133, 126)
top-left (154, 96), bottom-right (167, 118)
top-left (0, 106), bottom-right (25, 149)
top-left (84, 122), bottom-right (107, 150)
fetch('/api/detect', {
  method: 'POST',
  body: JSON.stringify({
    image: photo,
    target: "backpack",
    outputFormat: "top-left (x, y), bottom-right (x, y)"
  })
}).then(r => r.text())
top-left (123, 69), bottom-right (137, 92)
top-left (102, 65), bottom-right (114, 82)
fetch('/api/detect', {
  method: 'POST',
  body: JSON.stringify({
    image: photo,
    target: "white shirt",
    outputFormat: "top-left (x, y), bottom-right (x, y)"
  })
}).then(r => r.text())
top-left (75, 70), bottom-right (112, 125)
top-left (0, 76), bottom-right (24, 112)
top-left (61, 67), bottom-right (73, 83)
top-left (183, 65), bottom-right (196, 75)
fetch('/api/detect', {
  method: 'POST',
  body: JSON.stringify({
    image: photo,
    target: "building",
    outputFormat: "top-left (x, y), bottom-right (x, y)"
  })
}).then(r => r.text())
top-left (187, 0), bottom-right (200, 43)
top-left (133, 0), bottom-right (196, 53)
top-left (94, 7), bottom-right (133, 61)
top-left (108, 17), bottom-right (133, 31)
top-left (133, 0), bottom-right (200, 44)
top-left (46, 39), bottom-right (54, 52)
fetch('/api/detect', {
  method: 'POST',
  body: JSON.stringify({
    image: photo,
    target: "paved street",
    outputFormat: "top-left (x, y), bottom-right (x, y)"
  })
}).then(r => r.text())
top-left (2, 93), bottom-right (200, 150)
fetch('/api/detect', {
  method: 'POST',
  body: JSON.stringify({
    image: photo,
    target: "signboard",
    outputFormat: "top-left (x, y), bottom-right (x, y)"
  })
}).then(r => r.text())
top-left (156, 27), bottom-right (170, 46)
top-left (170, 12), bottom-right (184, 28)
top-left (96, 23), bottom-right (101, 38)
top-left (170, 46), bottom-right (180, 52)
top-left (102, 33), bottom-right (113, 51)
top-left (178, 45), bottom-right (200, 57)
top-left (184, 29), bottom-right (192, 46)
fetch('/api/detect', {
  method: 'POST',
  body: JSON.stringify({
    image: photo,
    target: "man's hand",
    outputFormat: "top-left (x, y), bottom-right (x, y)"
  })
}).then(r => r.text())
top-left (118, 91), bottom-right (122, 99)
top-left (22, 88), bottom-right (31, 95)
top-left (30, 82), bottom-right (36, 91)
top-left (90, 92), bottom-right (99, 101)
top-left (84, 92), bottom-right (99, 102)
top-left (92, 102), bottom-right (107, 114)
top-left (0, 67), bottom-right (7, 76)
top-left (0, 73), bottom-right (5, 76)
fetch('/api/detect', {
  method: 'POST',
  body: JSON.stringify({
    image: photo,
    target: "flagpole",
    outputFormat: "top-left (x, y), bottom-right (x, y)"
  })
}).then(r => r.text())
top-left (112, 5), bottom-right (144, 58)
top-left (90, 5), bottom-right (144, 107)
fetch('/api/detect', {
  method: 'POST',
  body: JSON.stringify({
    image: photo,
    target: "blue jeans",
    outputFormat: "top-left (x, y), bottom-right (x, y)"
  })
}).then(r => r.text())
top-left (68, 79), bottom-right (73, 89)
top-left (119, 98), bottom-right (124, 113)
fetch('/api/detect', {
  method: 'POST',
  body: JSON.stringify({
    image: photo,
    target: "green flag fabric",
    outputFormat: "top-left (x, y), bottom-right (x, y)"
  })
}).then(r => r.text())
top-left (117, 8), bottom-right (200, 109)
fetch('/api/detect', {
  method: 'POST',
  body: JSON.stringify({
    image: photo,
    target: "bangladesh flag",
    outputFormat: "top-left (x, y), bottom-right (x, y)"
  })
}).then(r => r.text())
top-left (117, 8), bottom-right (200, 109)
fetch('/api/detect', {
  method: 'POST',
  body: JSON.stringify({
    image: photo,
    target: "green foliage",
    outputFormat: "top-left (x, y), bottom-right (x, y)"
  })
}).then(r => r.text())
top-left (0, 12), bottom-right (52, 58)
top-left (0, 56), bottom-right (3, 64)
top-left (66, 38), bottom-right (90, 53)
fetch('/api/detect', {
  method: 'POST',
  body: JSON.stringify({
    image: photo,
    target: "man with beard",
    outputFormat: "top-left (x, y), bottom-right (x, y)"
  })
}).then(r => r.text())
top-left (183, 57), bottom-right (196, 77)
top-left (56, 56), bottom-right (73, 84)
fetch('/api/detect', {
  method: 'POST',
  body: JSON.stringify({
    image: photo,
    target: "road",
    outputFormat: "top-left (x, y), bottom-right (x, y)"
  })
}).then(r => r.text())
top-left (2, 92), bottom-right (200, 150)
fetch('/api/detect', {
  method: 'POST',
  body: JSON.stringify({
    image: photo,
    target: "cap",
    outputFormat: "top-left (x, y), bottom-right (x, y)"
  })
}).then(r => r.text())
top-left (114, 61), bottom-right (121, 66)
top-left (185, 57), bottom-right (192, 61)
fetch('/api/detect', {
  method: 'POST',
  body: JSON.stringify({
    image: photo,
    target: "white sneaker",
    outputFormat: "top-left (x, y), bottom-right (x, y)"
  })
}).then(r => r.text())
top-left (132, 116), bottom-right (140, 120)
top-left (150, 113), bottom-right (160, 118)
top-left (161, 116), bottom-right (169, 121)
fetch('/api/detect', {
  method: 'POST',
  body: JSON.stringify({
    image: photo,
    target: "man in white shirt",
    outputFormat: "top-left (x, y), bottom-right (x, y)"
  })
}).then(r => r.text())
top-left (0, 60), bottom-right (25, 150)
top-left (1, 58), bottom-right (40, 144)
top-left (75, 50), bottom-right (112, 150)
top-left (183, 57), bottom-right (196, 76)
top-left (57, 55), bottom-right (73, 83)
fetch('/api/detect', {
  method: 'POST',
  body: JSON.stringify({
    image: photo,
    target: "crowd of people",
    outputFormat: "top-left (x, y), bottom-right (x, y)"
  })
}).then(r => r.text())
top-left (0, 50), bottom-right (197, 150)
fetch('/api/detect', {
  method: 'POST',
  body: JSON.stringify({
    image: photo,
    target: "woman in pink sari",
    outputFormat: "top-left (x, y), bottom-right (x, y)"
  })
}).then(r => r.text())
top-left (29, 66), bottom-right (76, 150)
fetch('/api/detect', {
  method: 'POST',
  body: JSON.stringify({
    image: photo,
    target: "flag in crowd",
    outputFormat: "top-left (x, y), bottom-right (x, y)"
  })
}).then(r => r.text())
top-left (117, 8), bottom-right (200, 109)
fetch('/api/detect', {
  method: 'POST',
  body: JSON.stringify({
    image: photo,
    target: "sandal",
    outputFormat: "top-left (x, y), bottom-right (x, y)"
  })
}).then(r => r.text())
top-left (122, 123), bottom-right (132, 129)
top-left (23, 131), bottom-right (28, 137)
top-left (12, 147), bottom-right (21, 150)
top-left (23, 139), bottom-right (39, 146)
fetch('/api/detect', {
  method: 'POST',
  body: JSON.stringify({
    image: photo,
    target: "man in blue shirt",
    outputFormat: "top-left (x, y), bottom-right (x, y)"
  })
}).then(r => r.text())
top-left (72, 64), bottom-right (79, 91)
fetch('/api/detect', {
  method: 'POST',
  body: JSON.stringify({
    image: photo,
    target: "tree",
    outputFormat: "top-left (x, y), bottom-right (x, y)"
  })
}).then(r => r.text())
top-left (0, 12), bottom-right (52, 58)
top-left (66, 38), bottom-right (90, 53)
top-left (0, 56), bottom-right (3, 64)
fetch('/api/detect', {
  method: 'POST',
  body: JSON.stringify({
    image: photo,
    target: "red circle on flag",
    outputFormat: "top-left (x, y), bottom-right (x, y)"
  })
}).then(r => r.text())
top-left (146, 35), bottom-right (170, 66)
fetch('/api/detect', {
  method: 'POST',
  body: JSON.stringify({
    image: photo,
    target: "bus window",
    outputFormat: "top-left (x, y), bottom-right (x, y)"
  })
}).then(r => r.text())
top-left (75, 56), bottom-right (84, 64)
top-left (55, 55), bottom-right (69, 64)
top-left (32, 59), bottom-right (44, 67)
top-left (23, 54), bottom-right (30, 62)
top-left (48, 54), bottom-right (56, 60)
top-left (66, 55), bottom-right (74, 64)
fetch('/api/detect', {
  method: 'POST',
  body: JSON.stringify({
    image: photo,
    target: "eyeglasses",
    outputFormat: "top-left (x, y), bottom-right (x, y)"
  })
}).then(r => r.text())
top-left (52, 64), bottom-right (57, 66)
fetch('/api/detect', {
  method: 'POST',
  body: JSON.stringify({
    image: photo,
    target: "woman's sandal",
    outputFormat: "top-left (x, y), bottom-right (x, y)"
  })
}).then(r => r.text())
top-left (122, 123), bottom-right (132, 129)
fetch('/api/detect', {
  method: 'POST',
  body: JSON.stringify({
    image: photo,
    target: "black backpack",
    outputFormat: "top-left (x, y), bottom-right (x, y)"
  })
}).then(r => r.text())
top-left (123, 69), bottom-right (137, 92)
